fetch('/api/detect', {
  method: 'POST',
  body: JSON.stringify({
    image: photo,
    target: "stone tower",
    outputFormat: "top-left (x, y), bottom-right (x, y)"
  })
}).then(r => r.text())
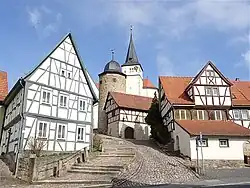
top-left (98, 54), bottom-right (126, 133)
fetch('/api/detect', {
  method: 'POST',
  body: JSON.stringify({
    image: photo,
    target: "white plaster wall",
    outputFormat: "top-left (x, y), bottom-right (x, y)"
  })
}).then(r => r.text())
top-left (190, 137), bottom-right (248, 160)
top-left (93, 103), bottom-right (98, 129)
top-left (173, 123), bottom-right (191, 157)
top-left (118, 121), bottom-right (150, 140)
top-left (108, 121), bottom-right (119, 137)
top-left (125, 75), bottom-right (143, 96)
top-left (141, 88), bottom-right (157, 98)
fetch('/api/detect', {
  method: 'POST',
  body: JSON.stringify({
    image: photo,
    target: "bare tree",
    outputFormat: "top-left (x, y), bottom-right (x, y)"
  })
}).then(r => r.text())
top-left (27, 137), bottom-right (47, 157)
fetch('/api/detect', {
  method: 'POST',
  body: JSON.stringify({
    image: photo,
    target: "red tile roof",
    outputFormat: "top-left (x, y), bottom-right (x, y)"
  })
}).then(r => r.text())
top-left (160, 76), bottom-right (250, 106)
top-left (109, 92), bottom-right (153, 111)
top-left (231, 80), bottom-right (250, 106)
top-left (143, 78), bottom-right (157, 89)
top-left (0, 71), bottom-right (8, 101)
top-left (159, 76), bottom-right (194, 105)
top-left (177, 120), bottom-right (250, 137)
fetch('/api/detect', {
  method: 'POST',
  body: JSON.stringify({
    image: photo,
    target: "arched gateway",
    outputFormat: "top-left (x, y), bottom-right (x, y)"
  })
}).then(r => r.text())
top-left (124, 127), bottom-right (134, 139)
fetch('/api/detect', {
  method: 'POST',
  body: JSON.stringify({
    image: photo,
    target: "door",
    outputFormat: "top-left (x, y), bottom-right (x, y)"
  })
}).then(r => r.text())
top-left (124, 127), bottom-right (134, 139)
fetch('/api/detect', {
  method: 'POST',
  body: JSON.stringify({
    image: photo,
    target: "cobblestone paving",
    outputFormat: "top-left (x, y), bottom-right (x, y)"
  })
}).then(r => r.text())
top-left (113, 143), bottom-right (199, 187)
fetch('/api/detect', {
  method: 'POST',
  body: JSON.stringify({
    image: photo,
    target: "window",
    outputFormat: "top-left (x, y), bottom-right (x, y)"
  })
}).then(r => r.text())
top-left (197, 138), bottom-right (208, 147)
top-left (57, 124), bottom-right (66, 139)
top-left (219, 139), bottom-right (229, 147)
top-left (180, 110), bottom-right (185, 119)
top-left (206, 87), bottom-right (212, 95)
top-left (210, 110), bottom-right (225, 120)
top-left (38, 122), bottom-right (48, 138)
top-left (233, 110), bottom-right (240, 119)
top-left (79, 99), bottom-right (86, 111)
top-left (61, 69), bottom-right (65, 77)
top-left (207, 70), bottom-right (214, 77)
top-left (192, 110), bottom-right (208, 120)
top-left (67, 72), bottom-right (71, 79)
top-left (174, 110), bottom-right (180, 119)
top-left (100, 80), bottom-right (102, 84)
top-left (112, 78), bottom-right (117, 82)
top-left (42, 91), bottom-right (51, 104)
top-left (241, 110), bottom-right (248, 119)
top-left (213, 88), bottom-right (219, 96)
top-left (77, 127), bottom-right (85, 141)
top-left (59, 95), bottom-right (68, 107)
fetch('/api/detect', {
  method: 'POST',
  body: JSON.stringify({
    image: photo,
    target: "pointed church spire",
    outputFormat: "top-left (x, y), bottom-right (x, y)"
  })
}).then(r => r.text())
top-left (122, 26), bottom-right (141, 67)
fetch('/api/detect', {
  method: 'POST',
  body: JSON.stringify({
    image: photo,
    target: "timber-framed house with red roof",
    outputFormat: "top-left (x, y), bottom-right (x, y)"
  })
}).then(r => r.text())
top-left (159, 61), bottom-right (250, 165)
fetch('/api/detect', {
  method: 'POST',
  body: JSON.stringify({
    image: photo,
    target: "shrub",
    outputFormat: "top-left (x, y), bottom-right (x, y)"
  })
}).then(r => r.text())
top-left (27, 137), bottom-right (47, 157)
top-left (93, 134), bottom-right (103, 151)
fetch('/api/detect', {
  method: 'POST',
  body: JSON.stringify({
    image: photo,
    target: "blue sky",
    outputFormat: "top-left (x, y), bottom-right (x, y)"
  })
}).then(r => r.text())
top-left (0, 0), bottom-right (249, 90)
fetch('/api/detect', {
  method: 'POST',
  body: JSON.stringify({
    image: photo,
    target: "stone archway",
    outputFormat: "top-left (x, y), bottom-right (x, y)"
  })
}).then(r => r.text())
top-left (124, 127), bottom-right (134, 139)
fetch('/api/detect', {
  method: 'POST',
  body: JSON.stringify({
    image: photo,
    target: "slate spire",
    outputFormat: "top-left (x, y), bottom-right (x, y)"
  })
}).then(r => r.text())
top-left (122, 26), bottom-right (141, 67)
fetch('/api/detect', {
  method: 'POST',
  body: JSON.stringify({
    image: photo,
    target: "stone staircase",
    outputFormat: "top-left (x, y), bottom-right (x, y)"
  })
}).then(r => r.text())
top-left (34, 135), bottom-right (136, 187)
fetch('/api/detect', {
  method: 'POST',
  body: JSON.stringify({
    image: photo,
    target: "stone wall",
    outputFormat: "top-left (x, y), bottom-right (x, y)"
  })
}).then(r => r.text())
top-left (16, 148), bottom-right (89, 182)
top-left (98, 73), bottom-right (126, 133)
top-left (188, 159), bottom-right (245, 170)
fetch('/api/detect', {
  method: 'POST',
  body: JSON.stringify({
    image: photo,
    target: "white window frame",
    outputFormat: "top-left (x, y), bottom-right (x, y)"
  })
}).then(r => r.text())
top-left (57, 124), bottom-right (66, 139)
top-left (206, 87), bottom-right (212, 95)
top-left (212, 87), bottom-right (219, 96)
top-left (77, 126), bottom-right (85, 141)
top-left (37, 121), bottom-right (48, 138)
top-left (197, 110), bottom-right (205, 120)
top-left (59, 95), bottom-right (68, 108)
top-left (197, 138), bottom-right (208, 147)
top-left (61, 69), bottom-right (66, 77)
top-left (219, 139), bottom-right (229, 147)
top-left (67, 71), bottom-right (72, 79)
top-left (241, 110), bottom-right (248, 119)
top-left (233, 110), bottom-right (240, 119)
top-left (41, 90), bottom-right (52, 105)
top-left (79, 99), bottom-right (87, 111)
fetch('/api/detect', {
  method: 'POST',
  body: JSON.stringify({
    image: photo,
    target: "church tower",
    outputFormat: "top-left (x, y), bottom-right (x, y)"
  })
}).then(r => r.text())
top-left (121, 28), bottom-right (143, 96)
top-left (98, 52), bottom-right (126, 133)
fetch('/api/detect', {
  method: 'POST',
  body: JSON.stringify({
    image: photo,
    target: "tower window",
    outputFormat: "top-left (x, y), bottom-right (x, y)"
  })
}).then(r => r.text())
top-left (112, 78), bottom-right (117, 82)
top-left (100, 80), bottom-right (102, 84)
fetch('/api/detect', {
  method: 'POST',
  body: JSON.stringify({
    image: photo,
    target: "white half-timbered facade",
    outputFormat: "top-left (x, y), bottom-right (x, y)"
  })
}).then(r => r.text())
top-left (0, 33), bottom-right (97, 161)
top-left (159, 61), bottom-right (250, 162)
top-left (104, 92), bottom-right (152, 140)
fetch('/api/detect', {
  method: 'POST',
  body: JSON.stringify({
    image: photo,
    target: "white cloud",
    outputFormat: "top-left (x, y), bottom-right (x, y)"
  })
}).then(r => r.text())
top-left (242, 50), bottom-right (250, 65)
top-left (27, 6), bottom-right (62, 38)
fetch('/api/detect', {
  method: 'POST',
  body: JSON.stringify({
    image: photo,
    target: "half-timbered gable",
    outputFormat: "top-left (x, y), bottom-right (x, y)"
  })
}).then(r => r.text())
top-left (0, 33), bottom-right (97, 158)
top-left (186, 61), bottom-right (232, 106)
top-left (104, 92), bottom-right (152, 140)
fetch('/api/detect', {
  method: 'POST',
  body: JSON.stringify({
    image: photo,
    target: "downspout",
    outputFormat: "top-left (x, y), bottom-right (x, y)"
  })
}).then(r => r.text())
top-left (14, 78), bottom-right (25, 176)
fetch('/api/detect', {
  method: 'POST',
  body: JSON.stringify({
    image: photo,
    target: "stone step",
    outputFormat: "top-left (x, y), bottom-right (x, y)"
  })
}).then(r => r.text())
top-left (68, 169), bottom-right (119, 175)
top-left (99, 154), bottom-right (134, 157)
top-left (102, 152), bottom-right (135, 155)
top-left (72, 163), bottom-right (123, 170)
top-left (33, 180), bottom-right (112, 187)
top-left (71, 166), bottom-right (121, 172)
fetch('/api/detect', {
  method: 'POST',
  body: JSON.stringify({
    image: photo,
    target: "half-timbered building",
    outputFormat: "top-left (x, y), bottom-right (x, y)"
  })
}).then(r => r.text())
top-left (159, 61), bottom-right (250, 163)
top-left (0, 33), bottom-right (97, 165)
top-left (104, 92), bottom-right (152, 140)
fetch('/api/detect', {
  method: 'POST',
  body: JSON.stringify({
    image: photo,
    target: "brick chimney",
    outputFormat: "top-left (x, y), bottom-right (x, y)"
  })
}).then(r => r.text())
top-left (0, 71), bottom-right (8, 101)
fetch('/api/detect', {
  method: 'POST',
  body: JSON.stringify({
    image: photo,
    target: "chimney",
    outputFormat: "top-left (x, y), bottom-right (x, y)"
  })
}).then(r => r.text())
top-left (235, 78), bottom-right (240, 81)
top-left (0, 71), bottom-right (8, 101)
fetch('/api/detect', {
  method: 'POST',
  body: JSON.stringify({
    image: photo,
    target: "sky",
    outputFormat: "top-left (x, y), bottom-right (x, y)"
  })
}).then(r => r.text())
top-left (0, 0), bottom-right (250, 90)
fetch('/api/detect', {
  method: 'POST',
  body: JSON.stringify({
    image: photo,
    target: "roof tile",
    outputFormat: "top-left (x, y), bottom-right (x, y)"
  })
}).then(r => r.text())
top-left (143, 78), bottom-right (157, 89)
top-left (110, 92), bottom-right (152, 111)
top-left (177, 120), bottom-right (250, 136)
